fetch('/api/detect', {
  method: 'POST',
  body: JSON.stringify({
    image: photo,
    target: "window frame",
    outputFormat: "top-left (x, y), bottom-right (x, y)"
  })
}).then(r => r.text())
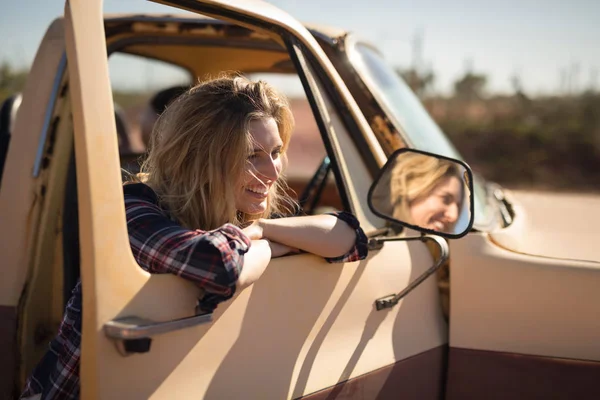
top-left (102, 19), bottom-right (363, 213)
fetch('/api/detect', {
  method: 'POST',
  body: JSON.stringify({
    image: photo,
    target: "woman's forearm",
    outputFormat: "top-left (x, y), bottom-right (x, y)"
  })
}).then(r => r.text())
top-left (236, 239), bottom-right (271, 290)
top-left (257, 215), bottom-right (356, 258)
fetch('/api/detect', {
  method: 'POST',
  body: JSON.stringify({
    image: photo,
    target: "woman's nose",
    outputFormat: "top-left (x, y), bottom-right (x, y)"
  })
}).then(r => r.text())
top-left (446, 203), bottom-right (459, 222)
top-left (258, 157), bottom-right (280, 182)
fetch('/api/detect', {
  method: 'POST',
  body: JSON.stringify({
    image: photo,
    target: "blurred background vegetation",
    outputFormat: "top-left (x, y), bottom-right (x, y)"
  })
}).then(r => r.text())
top-left (400, 66), bottom-right (600, 192)
top-left (2, 60), bottom-right (599, 192)
top-left (0, 62), bottom-right (27, 102)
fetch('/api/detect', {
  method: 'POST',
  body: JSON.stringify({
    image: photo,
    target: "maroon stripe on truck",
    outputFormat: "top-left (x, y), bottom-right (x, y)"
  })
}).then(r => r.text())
top-left (446, 347), bottom-right (600, 400)
top-left (298, 345), bottom-right (447, 400)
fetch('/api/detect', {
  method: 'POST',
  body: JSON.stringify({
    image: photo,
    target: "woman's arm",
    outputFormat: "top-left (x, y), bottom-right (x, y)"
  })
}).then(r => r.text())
top-left (125, 192), bottom-right (274, 311)
top-left (236, 239), bottom-right (271, 290)
top-left (248, 214), bottom-right (357, 259)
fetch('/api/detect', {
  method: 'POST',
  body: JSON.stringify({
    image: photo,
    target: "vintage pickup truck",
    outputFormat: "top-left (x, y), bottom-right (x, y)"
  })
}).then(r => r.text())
top-left (1, 0), bottom-right (599, 399)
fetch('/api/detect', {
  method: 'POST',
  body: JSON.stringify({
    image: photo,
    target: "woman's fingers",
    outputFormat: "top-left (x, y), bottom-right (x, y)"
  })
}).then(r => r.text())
top-left (269, 241), bottom-right (300, 258)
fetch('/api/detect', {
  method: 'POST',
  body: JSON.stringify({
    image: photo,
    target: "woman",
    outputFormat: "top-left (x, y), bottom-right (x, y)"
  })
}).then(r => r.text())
top-left (385, 152), bottom-right (465, 233)
top-left (21, 76), bottom-right (368, 400)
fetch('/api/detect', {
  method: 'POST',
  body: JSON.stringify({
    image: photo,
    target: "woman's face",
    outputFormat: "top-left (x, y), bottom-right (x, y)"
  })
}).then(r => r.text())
top-left (236, 118), bottom-right (283, 215)
top-left (409, 175), bottom-right (463, 232)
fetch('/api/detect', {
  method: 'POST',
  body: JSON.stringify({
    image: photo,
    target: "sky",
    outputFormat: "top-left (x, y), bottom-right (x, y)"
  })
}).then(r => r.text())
top-left (1, 0), bottom-right (599, 95)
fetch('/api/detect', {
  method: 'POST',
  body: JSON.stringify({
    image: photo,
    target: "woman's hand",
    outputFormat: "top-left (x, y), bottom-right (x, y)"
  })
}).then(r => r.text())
top-left (269, 240), bottom-right (299, 258)
top-left (243, 220), bottom-right (299, 257)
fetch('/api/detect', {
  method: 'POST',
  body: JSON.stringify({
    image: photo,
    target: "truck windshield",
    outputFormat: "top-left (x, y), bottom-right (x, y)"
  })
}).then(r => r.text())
top-left (348, 41), bottom-right (494, 228)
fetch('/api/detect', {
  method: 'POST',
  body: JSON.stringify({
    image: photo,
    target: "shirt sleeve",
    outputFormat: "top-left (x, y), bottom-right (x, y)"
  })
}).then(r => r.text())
top-left (324, 211), bottom-right (369, 263)
top-left (125, 194), bottom-right (251, 311)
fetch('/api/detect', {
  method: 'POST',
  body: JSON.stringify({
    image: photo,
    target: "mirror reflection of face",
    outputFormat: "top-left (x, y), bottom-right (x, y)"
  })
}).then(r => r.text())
top-left (368, 150), bottom-right (473, 237)
top-left (409, 175), bottom-right (463, 232)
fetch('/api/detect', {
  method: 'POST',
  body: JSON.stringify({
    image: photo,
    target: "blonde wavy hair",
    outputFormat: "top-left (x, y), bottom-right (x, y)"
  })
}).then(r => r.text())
top-left (389, 152), bottom-right (464, 223)
top-left (137, 75), bottom-right (295, 230)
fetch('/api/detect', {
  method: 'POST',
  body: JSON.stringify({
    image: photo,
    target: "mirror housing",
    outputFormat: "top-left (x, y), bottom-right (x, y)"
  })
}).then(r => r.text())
top-left (368, 148), bottom-right (475, 239)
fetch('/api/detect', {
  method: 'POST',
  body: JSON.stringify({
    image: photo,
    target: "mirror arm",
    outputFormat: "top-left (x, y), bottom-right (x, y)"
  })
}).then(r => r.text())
top-left (368, 235), bottom-right (449, 311)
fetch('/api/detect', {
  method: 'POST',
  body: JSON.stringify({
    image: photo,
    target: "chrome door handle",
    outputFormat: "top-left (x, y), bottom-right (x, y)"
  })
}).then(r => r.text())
top-left (104, 313), bottom-right (213, 339)
top-left (103, 313), bottom-right (212, 355)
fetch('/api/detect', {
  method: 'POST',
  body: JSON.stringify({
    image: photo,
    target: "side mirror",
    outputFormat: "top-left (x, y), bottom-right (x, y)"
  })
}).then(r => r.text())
top-left (368, 148), bottom-right (475, 239)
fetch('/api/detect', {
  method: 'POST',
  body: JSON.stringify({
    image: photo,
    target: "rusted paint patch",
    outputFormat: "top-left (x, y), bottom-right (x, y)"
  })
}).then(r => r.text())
top-left (370, 115), bottom-right (404, 155)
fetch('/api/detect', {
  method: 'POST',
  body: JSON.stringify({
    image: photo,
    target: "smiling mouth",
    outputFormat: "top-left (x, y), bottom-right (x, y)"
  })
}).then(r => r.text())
top-left (430, 220), bottom-right (447, 232)
top-left (246, 186), bottom-right (269, 199)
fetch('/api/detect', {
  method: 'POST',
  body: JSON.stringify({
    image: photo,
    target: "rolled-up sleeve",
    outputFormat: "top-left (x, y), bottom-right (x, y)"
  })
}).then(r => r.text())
top-left (324, 211), bottom-right (369, 263)
top-left (125, 194), bottom-right (251, 311)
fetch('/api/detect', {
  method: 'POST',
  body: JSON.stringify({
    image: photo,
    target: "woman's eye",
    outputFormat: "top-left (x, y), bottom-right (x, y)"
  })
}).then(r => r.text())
top-left (248, 153), bottom-right (258, 160)
top-left (271, 149), bottom-right (281, 158)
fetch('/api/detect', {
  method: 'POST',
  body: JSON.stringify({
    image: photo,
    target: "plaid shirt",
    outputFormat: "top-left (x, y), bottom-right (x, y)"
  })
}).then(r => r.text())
top-left (21, 183), bottom-right (368, 400)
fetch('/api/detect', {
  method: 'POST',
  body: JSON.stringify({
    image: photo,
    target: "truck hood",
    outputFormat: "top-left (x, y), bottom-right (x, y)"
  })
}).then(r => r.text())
top-left (489, 190), bottom-right (600, 263)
